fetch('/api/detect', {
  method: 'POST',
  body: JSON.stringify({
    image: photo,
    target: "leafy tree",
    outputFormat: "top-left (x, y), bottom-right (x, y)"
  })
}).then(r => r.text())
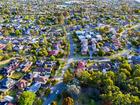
top-left (24, 15), bottom-right (29, 20)
top-left (51, 101), bottom-right (57, 105)
top-left (133, 65), bottom-right (140, 77)
top-left (119, 68), bottom-right (130, 76)
top-left (105, 71), bottom-right (115, 81)
top-left (103, 78), bottom-right (114, 87)
top-left (98, 49), bottom-right (105, 56)
top-left (18, 91), bottom-right (36, 105)
top-left (45, 88), bottom-right (51, 96)
top-left (90, 99), bottom-right (96, 105)
top-left (117, 27), bottom-right (124, 33)
top-left (67, 85), bottom-right (81, 99)
top-left (50, 56), bottom-right (56, 61)
top-left (15, 30), bottom-right (22, 36)
top-left (80, 71), bottom-right (91, 83)
top-left (120, 62), bottom-right (132, 71)
top-left (33, 98), bottom-right (43, 105)
top-left (3, 30), bottom-right (9, 36)
top-left (63, 70), bottom-right (74, 83)
top-left (6, 42), bottom-right (13, 51)
top-left (58, 13), bottom-right (65, 24)
top-left (0, 56), bottom-right (3, 61)
top-left (3, 54), bottom-right (10, 60)
top-left (0, 50), bottom-right (3, 54)
top-left (62, 97), bottom-right (74, 105)
top-left (3, 8), bottom-right (10, 14)
top-left (134, 77), bottom-right (140, 88)
top-left (63, 11), bottom-right (70, 17)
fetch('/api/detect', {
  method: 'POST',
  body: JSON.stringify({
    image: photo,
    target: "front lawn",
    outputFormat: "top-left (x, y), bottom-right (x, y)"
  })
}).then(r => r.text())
top-left (0, 75), bottom-right (3, 80)
top-left (10, 72), bottom-right (24, 80)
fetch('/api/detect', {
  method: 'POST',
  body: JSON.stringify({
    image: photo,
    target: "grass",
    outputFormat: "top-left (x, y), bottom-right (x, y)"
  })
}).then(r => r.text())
top-left (8, 89), bottom-right (18, 97)
top-left (87, 60), bottom-right (95, 67)
top-left (10, 72), bottom-right (24, 80)
top-left (56, 69), bottom-right (62, 76)
top-left (0, 75), bottom-right (3, 80)
top-left (0, 57), bottom-right (16, 67)
top-left (0, 63), bottom-right (8, 68)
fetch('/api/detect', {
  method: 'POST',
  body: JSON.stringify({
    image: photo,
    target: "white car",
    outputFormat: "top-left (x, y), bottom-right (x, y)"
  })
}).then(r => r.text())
top-left (55, 90), bottom-right (59, 94)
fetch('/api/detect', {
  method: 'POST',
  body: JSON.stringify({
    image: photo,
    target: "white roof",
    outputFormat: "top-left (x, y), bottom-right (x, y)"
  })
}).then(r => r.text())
top-left (76, 31), bottom-right (85, 35)
top-left (4, 96), bottom-right (14, 102)
top-left (96, 35), bottom-right (102, 38)
top-left (90, 32), bottom-right (94, 35)
top-left (86, 35), bottom-right (91, 39)
top-left (78, 35), bottom-right (85, 40)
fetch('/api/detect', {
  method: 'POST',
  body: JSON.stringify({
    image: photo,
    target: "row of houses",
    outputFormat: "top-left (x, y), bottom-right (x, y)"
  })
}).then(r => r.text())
top-left (74, 23), bottom-right (123, 55)
top-left (74, 55), bottom-right (140, 75)
top-left (0, 59), bottom-right (56, 90)
top-left (0, 59), bottom-right (57, 104)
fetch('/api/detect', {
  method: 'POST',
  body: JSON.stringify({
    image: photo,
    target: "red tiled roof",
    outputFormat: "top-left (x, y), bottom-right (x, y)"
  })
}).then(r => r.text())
top-left (0, 44), bottom-right (6, 49)
top-left (77, 61), bottom-right (86, 69)
top-left (48, 50), bottom-right (59, 56)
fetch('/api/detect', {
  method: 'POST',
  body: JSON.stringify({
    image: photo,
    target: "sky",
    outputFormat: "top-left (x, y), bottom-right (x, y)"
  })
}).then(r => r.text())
top-left (135, 0), bottom-right (140, 2)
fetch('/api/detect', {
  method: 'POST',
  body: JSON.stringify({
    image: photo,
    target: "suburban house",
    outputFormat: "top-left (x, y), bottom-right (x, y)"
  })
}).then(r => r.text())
top-left (48, 50), bottom-right (59, 56)
top-left (23, 73), bottom-right (33, 81)
top-left (112, 39), bottom-right (122, 48)
top-left (75, 61), bottom-right (86, 75)
top-left (77, 61), bottom-right (86, 70)
top-left (81, 39), bottom-right (88, 55)
top-left (0, 60), bottom-right (19, 77)
top-left (17, 79), bottom-right (28, 90)
top-left (0, 43), bottom-right (6, 49)
top-left (34, 76), bottom-right (48, 84)
top-left (22, 62), bottom-right (33, 72)
top-left (0, 78), bottom-right (15, 89)
top-left (131, 56), bottom-right (140, 64)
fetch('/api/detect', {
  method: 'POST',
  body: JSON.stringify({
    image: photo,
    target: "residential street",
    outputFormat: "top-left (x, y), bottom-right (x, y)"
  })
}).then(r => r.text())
top-left (43, 83), bottom-right (66, 105)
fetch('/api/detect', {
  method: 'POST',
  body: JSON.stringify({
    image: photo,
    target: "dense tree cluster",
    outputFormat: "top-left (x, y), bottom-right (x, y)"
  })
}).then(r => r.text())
top-left (64, 59), bottom-right (140, 105)
top-left (75, 63), bottom-right (140, 105)
top-left (18, 91), bottom-right (36, 105)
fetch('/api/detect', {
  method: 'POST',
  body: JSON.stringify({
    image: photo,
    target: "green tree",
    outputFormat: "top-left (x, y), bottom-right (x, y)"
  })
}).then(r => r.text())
top-left (45, 88), bottom-right (51, 96)
top-left (34, 98), bottom-right (43, 105)
top-left (62, 97), bottom-right (74, 105)
top-left (18, 91), bottom-right (36, 105)
top-left (3, 30), bottom-right (9, 36)
top-left (0, 50), bottom-right (3, 54)
top-left (50, 56), bottom-right (56, 61)
top-left (58, 13), bottom-right (65, 24)
top-left (15, 30), bottom-right (22, 36)
top-left (51, 101), bottom-right (57, 105)
top-left (120, 62), bottom-right (132, 71)
top-left (0, 56), bottom-right (3, 61)
top-left (98, 49), bottom-right (105, 56)
top-left (80, 71), bottom-right (91, 83)
top-left (63, 70), bottom-right (74, 83)
top-left (133, 65), bottom-right (140, 77)
top-left (6, 42), bottom-right (13, 51)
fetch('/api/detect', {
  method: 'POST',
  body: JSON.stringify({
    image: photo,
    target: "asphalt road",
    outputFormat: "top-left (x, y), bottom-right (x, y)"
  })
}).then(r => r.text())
top-left (43, 82), bottom-right (66, 105)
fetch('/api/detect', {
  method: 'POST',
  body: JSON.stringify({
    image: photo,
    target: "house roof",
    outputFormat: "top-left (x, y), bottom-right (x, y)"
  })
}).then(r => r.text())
top-left (131, 56), bottom-right (140, 63)
top-left (77, 61), bottom-right (86, 69)
top-left (28, 82), bottom-right (41, 93)
top-left (0, 78), bottom-right (15, 88)
top-left (0, 43), bottom-right (6, 49)
top-left (17, 79), bottom-right (28, 89)
top-left (48, 50), bottom-right (59, 56)
top-left (34, 76), bottom-right (47, 83)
